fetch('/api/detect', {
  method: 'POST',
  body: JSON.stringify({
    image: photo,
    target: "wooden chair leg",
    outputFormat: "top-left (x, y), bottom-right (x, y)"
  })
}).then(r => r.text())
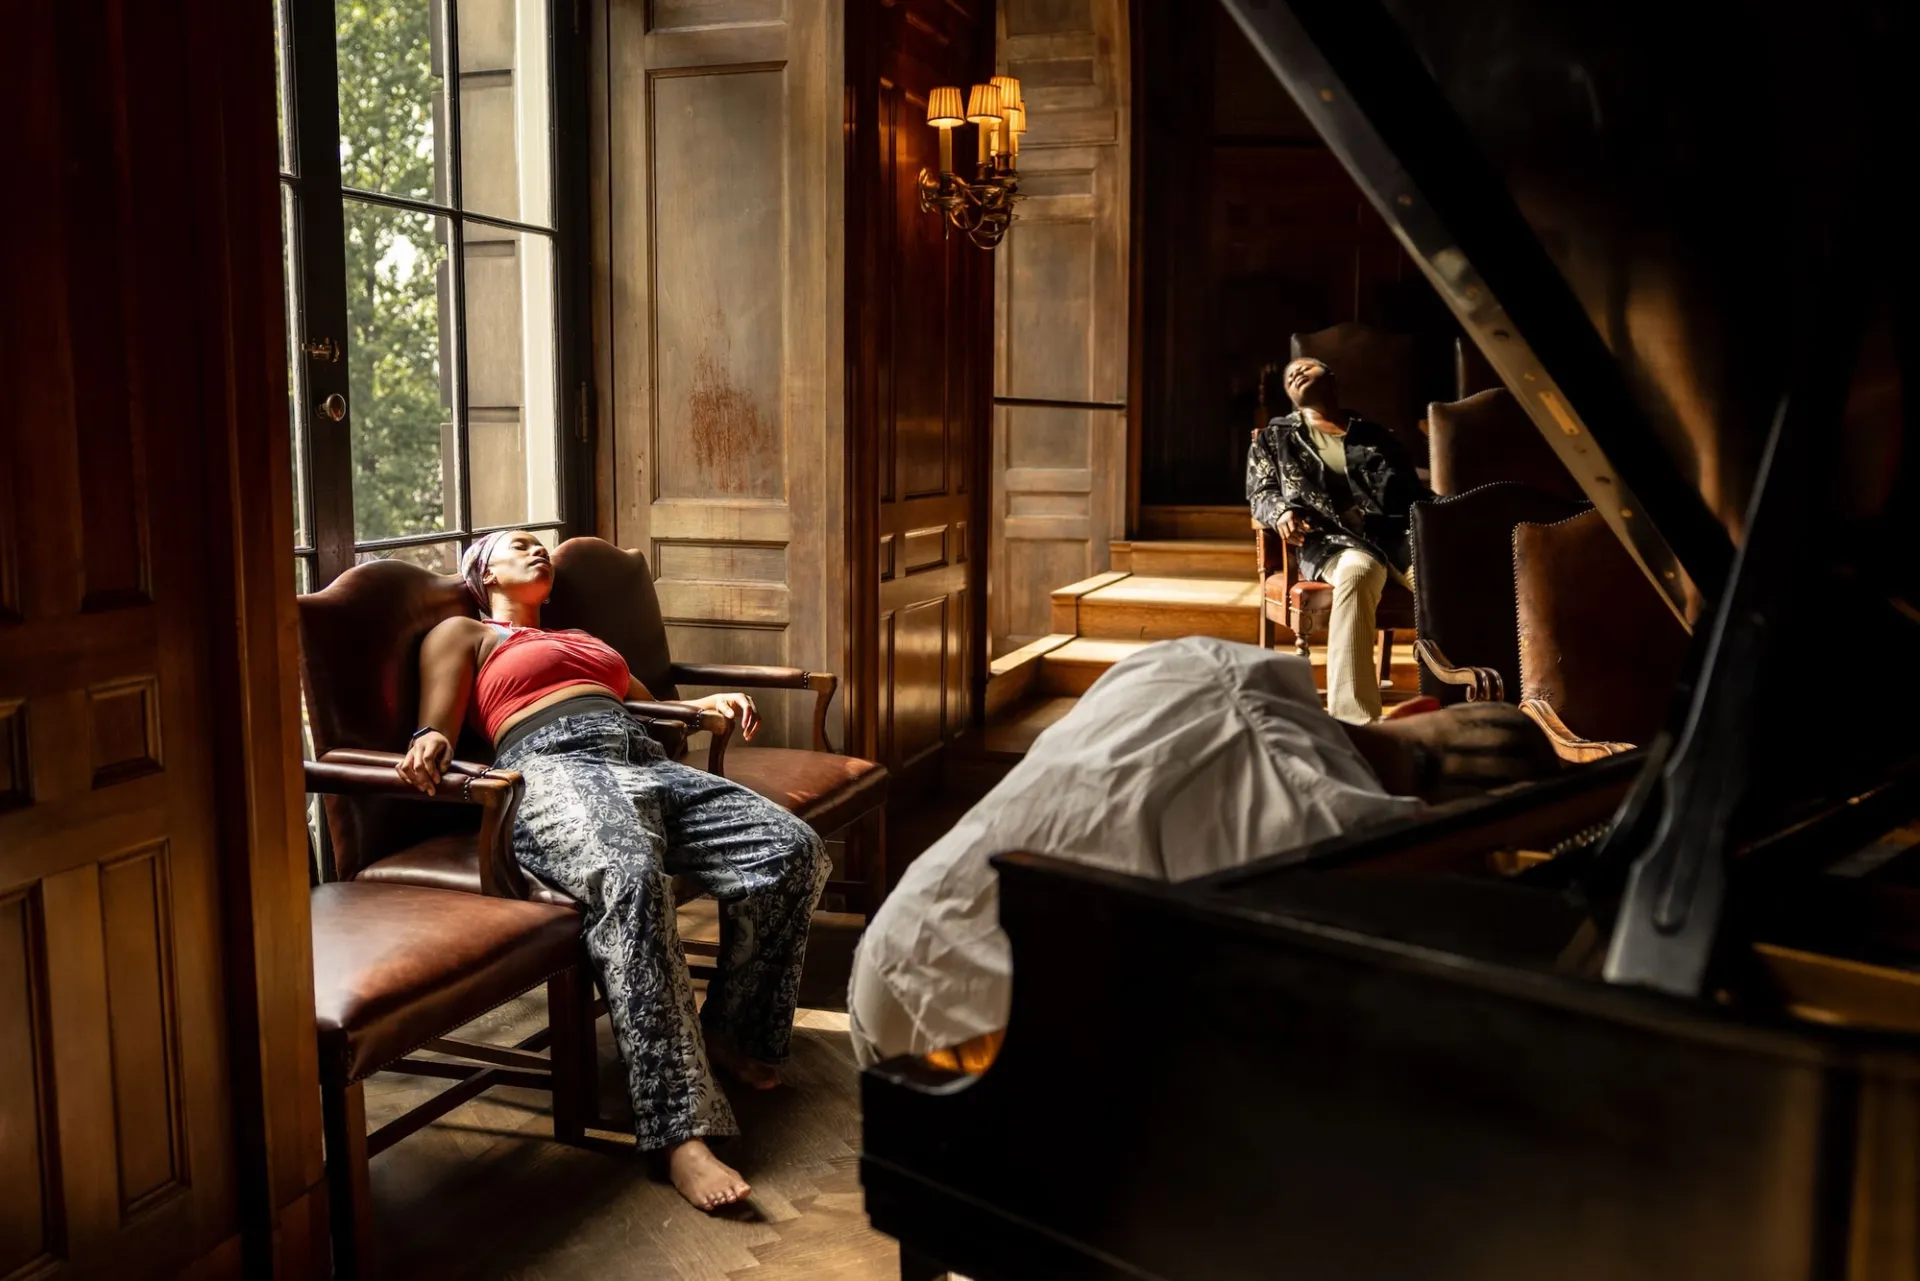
top-left (547, 964), bottom-right (591, 1143)
top-left (320, 1074), bottom-right (374, 1281)
top-left (1291, 607), bottom-right (1310, 659)
top-left (1378, 628), bottom-right (1395, 687)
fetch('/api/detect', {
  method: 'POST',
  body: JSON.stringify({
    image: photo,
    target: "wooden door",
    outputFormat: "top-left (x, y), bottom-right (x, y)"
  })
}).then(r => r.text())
top-left (590, 0), bottom-right (845, 752)
top-left (849, 0), bottom-right (996, 788)
top-left (989, 0), bottom-right (1131, 654)
top-left (1, 1), bottom-right (323, 1276)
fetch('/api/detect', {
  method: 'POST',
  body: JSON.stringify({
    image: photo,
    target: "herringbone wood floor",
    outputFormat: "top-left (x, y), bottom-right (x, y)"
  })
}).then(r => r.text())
top-left (364, 998), bottom-right (898, 1281)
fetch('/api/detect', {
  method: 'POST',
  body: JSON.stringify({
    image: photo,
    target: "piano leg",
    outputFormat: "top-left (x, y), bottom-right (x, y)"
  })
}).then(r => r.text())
top-left (899, 1245), bottom-right (947, 1281)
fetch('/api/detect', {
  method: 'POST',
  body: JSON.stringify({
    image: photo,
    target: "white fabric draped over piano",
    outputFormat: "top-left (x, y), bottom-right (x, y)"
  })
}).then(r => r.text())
top-left (853, 637), bottom-right (1423, 1059)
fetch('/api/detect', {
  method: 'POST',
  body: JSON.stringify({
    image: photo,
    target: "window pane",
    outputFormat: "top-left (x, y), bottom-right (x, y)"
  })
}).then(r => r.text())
top-left (464, 227), bottom-right (559, 530)
top-left (356, 541), bottom-right (459, 574)
top-left (274, 0), bottom-right (293, 175)
top-left (283, 185), bottom-right (311, 550)
top-left (295, 556), bottom-right (315, 595)
top-left (343, 199), bottom-right (454, 541)
top-left (336, 0), bottom-right (449, 205)
top-left (454, 0), bottom-right (552, 226)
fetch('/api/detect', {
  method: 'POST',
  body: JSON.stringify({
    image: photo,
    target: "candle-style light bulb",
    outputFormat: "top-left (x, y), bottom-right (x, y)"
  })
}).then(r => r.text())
top-left (965, 83), bottom-right (1002, 169)
top-left (926, 85), bottom-right (965, 177)
top-left (1003, 104), bottom-right (1025, 168)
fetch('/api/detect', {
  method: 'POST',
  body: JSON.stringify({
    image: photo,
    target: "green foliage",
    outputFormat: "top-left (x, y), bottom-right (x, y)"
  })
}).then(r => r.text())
top-left (336, 0), bottom-right (449, 545)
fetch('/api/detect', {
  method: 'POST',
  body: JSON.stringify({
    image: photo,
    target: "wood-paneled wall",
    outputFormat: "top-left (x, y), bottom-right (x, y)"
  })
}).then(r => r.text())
top-left (590, 0), bottom-right (846, 749)
top-left (846, 0), bottom-right (997, 785)
top-left (1, 1), bottom-right (324, 1276)
top-left (988, 0), bottom-right (1131, 655)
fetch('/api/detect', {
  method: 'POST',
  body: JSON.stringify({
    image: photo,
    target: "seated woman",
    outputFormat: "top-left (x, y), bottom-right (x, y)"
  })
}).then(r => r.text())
top-left (847, 636), bottom-right (1559, 1067)
top-left (396, 530), bottom-right (829, 1213)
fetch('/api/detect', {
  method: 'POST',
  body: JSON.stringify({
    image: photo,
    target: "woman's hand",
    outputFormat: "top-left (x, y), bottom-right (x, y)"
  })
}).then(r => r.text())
top-left (396, 729), bottom-right (452, 794)
top-left (692, 693), bottom-right (760, 741)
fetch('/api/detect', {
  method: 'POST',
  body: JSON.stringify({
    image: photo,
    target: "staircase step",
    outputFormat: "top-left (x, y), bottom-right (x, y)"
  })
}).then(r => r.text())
top-left (1111, 538), bottom-right (1251, 579)
top-left (1036, 637), bottom-right (1422, 697)
top-left (1075, 575), bottom-right (1262, 644)
top-left (1036, 637), bottom-right (1155, 694)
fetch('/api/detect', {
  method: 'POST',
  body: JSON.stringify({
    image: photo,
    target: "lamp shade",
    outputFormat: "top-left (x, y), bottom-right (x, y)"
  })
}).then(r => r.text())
top-left (926, 85), bottom-right (965, 128)
top-left (1004, 104), bottom-right (1026, 135)
top-left (989, 75), bottom-right (1023, 112)
top-left (965, 83), bottom-right (1002, 123)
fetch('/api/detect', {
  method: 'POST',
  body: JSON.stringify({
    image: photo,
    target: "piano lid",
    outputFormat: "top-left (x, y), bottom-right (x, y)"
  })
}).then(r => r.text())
top-left (1219, 0), bottom-right (1918, 996)
top-left (1220, 0), bottom-right (1912, 624)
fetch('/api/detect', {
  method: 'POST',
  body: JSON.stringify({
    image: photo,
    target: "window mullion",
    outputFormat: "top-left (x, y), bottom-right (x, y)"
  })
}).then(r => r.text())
top-left (288, 0), bottom-right (358, 588)
top-left (446, 0), bottom-right (474, 542)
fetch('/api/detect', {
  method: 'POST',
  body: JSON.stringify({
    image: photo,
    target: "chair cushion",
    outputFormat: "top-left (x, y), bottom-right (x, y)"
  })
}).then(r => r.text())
top-left (1274, 573), bottom-right (1415, 631)
top-left (357, 837), bottom-right (698, 909)
top-left (355, 832), bottom-right (486, 893)
top-left (310, 881), bottom-right (582, 1084)
top-left (687, 746), bottom-right (889, 836)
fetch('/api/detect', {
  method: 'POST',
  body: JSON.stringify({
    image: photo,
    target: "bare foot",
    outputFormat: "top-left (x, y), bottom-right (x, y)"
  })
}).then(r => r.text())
top-left (707, 1038), bottom-right (781, 1091)
top-left (667, 1139), bottom-right (751, 1212)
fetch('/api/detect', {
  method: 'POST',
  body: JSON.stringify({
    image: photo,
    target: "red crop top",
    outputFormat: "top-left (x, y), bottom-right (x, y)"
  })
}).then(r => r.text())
top-left (473, 624), bottom-right (632, 741)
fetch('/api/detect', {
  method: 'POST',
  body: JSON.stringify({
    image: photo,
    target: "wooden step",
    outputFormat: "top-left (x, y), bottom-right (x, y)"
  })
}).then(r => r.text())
top-left (1036, 637), bottom-right (1154, 694)
top-left (1036, 637), bottom-right (1422, 697)
top-left (1110, 538), bottom-right (1251, 579)
top-left (1074, 575), bottom-right (1262, 644)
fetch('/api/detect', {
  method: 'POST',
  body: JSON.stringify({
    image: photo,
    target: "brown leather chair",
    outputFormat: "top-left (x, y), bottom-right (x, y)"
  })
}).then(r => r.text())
top-left (1513, 509), bottom-right (1691, 761)
top-left (297, 558), bottom-right (720, 902)
top-left (1255, 519), bottom-right (1415, 687)
top-left (1427, 387), bottom-right (1586, 502)
top-left (311, 880), bottom-right (595, 1280)
top-left (544, 538), bottom-right (892, 914)
top-left (1410, 484), bottom-right (1591, 705)
top-left (1290, 322), bottom-right (1430, 469)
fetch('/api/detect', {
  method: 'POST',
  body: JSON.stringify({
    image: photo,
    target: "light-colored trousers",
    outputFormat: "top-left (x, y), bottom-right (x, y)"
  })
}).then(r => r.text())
top-left (1321, 547), bottom-right (1388, 724)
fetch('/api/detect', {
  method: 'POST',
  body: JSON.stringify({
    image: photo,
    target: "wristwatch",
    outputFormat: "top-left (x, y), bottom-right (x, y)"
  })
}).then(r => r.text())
top-left (409, 726), bottom-right (441, 743)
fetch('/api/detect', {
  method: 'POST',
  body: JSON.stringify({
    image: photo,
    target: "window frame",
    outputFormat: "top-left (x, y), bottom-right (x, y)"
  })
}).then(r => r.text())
top-left (279, 0), bottom-right (594, 588)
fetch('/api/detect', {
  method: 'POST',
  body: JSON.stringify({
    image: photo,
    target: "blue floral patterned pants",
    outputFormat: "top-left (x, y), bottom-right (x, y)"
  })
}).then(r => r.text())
top-left (496, 707), bottom-right (829, 1149)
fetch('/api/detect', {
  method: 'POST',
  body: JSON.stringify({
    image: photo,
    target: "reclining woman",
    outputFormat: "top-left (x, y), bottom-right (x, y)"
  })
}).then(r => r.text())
top-left (395, 530), bottom-right (829, 1213)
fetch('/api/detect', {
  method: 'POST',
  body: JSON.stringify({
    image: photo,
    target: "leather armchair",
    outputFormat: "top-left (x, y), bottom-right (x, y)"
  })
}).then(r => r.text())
top-left (1409, 483), bottom-right (1589, 706)
top-left (297, 558), bottom-right (722, 901)
top-left (1427, 387), bottom-right (1585, 502)
top-left (544, 538), bottom-right (893, 913)
top-left (1513, 509), bottom-right (1689, 761)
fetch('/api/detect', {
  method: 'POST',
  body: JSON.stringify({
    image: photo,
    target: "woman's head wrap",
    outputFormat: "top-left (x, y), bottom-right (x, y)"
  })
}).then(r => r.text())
top-left (460, 531), bottom-right (513, 608)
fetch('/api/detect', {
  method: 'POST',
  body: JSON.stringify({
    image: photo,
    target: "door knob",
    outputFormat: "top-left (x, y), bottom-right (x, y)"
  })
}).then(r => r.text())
top-left (318, 393), bottom-right (347, 422)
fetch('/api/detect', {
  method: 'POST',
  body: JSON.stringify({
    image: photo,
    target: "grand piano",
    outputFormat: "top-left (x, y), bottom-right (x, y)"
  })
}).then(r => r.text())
top-left (861, 0), bottom-right (1920, 1276)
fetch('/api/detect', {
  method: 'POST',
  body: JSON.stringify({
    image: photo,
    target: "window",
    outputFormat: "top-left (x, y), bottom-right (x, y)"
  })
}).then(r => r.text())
top-left (276, 0), bottom-right (586, 588)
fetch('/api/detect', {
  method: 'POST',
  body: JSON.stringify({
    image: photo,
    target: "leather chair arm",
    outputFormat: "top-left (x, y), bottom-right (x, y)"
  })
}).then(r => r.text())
top-left (1518, 698), bottom-right (1636, 763)
top-left (1414, 639), bottom-right (1505, 703)
top-left (667, 663), bottom-right (840, 754)
top-left (309, 749), bottom-right (521, 796)
top-left (305, 750), bottom-right (524, 897)
top-left (626, 700), bottom-right (735, 778)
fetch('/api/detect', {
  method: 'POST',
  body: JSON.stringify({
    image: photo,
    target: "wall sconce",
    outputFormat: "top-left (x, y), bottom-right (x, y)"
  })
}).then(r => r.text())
top-left (917, 76), bottom-right (1025, 250)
